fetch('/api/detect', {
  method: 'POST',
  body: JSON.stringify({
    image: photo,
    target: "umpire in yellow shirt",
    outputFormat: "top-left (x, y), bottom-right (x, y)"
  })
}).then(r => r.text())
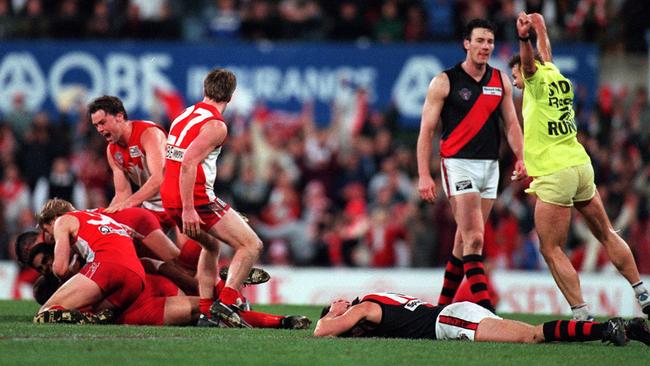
top-left (509, 12), bottom-right (650, 320)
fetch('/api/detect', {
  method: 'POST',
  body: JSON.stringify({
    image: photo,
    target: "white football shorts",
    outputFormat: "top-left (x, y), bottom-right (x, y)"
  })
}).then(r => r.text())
top-left (435, 301), bottom-right (501, 341)
top-left (440, 158), bottom-right (499, 199)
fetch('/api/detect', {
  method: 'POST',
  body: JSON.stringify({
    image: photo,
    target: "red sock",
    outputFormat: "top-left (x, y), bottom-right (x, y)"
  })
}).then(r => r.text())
top-left (239, 310), bottom-right (283, 328)
top-left (214, 280), bottom-right (225, 298)
top-left (543, 320), bottom-right (603, 342)
top-left (463, 254), bottom-right (494, 312)
top-left (199, 298), bottom-right (213, 314)
top-left (438, 255), bottom-right (464, 306)
top-left (177, 240), bottom-right (202, 271)
top-left (219, 286), bottom-right (240, 305)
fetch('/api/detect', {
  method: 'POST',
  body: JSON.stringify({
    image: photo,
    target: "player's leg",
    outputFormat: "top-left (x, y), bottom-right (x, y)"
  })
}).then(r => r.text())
top-left (39, 273), bottom-right (105, 312)
top-left (450, 193), bottom-right (494, 312)
top-left (207, 208), bottom-right (263, 301)
top-left (476, 317), bottom-right (627, 345)
top-left (438, 230), bottom-right (464, 306)
top-left (163, 296), bottom-right (200, 325)
top-left (574, 191), bottom-right (649, 314)
top-left (535, 200), bottom-right (589, 317)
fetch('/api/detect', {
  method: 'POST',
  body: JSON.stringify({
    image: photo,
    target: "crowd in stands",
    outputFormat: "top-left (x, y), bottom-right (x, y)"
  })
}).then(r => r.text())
top-left (0, 81), bottom-right (648, 273)
top-left (0, 0), bottom-right (648, 52)
top-left (0, 0), bottom-right (648, 275)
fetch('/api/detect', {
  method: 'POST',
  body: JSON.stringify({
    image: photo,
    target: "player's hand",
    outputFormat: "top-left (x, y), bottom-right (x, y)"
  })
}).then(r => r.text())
top-left (510, 159), bottom-right (528, 181)
top-left (529, 13), bottom-right (546, 31)
top-left (182, 208), bottom-right (204, 239)
top-left (516, 12), bottom-right (532, 37)
top-left (417, 175), bottom-right (438, 204)
top-left (104, 199), bottom-right (134, 213)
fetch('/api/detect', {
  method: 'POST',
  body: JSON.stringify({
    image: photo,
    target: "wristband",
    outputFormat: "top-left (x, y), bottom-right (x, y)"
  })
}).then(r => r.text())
top-left (518, 35), bottom-right (530, 42)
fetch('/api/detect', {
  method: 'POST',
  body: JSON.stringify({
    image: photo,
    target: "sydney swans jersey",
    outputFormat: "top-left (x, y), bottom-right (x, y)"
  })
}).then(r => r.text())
top-left (161, 102), bottom-right (225, 208)
top-left (354, 292), bottom-right (444, 339)
top-left (65, 210), bottom-right (145, 278)
top-left (108, 121), bottom-right (166, 212)
top-left (522, 61), bottom-right (590, 176)
top-left (439, 63), bottom-right (503, 159)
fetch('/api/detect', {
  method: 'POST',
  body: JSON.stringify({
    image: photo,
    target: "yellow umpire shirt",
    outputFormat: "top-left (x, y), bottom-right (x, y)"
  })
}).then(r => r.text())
top-left (522, 61), bottom-right (591, 177)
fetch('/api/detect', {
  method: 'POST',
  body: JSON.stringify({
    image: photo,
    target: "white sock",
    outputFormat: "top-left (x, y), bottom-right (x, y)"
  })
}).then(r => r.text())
top-left (571, 303), bottom-right (591, 321)
top-left (632, 281), bottom-right (648, 297)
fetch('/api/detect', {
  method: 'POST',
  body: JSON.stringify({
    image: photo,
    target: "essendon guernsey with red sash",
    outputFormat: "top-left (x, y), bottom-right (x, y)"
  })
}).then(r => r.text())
top-left (108, 120), bottom-right (166, 211)
top-left (161, 102), bottom-right (225, 208)
top-left (65, 210), bottom-right (145, 280)
top-left (439, 63), bottom-right (504, 159)
top-left (356, 292), bottom-right (444, 339)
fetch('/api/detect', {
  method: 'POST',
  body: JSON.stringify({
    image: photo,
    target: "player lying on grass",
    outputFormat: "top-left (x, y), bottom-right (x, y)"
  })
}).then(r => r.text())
top-left (314, 292), bottom-right (650, 347)
top-left (16, 226), bottom-right (310, 329)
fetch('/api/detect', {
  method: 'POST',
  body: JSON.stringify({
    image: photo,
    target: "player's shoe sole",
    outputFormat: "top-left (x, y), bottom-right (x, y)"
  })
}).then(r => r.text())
top-left (624, 317), bottom-right (650, 346)
top-left (602, 317), bottom-right (628, 346)
top-left (33, 308), bottom-right (114, 325)
top-left (219, 267), bottom-right (270, 285)
top-left (210, 301), bottom-right (252, 328)
top-left (280, 315), bottom-right (312, 330)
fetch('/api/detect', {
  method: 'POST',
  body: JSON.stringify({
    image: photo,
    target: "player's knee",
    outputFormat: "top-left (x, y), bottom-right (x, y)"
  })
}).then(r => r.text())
top-left (463, 233), bottom-right (484, 252)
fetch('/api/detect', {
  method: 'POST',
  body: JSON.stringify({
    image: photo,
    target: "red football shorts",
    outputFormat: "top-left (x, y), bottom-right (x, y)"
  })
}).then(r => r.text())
top-left (79, 261), bottom-right (144, 310)
top-left (164, 199), bottom-right (231, 233)
top-left (105, 207), bottom-right (161, 238)
top-left (116, 274), bottom-right (178, 326)
top-left (148, 208), bottom-right (179, 233)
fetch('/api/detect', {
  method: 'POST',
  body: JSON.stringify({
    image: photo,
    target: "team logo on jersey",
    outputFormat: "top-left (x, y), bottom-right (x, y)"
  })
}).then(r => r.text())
top-left (459, 88), bottom-right (472, 101)
top-left (128, 146), bottom-right (142, 158)
top-left (114, 152), bottom-right (124, 165)
top-left (482, 86), bottom-right (502, 96)
top-left (455, 180), bottom-right (473, 191)
top-left (98, 225), bottom-right (112, 235)
top-left (404, 299), bottom-right (425, 311)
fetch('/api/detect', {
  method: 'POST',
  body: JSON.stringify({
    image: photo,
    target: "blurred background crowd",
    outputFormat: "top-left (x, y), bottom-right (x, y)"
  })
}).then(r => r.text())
top-left (0, 0), bottom-right (648, 274)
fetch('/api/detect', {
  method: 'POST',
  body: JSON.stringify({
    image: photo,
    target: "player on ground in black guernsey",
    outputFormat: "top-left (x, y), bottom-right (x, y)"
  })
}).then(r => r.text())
top-left (416, 19), bottom-right (527, 312)
top-left (314, 292), bottom-right (650, 347)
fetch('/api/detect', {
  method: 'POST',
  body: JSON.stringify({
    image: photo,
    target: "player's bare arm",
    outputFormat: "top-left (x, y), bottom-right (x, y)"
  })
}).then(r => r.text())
top-left (180, 120), bottom-right (227, 238)
top-left (529, 13), bottom-right (552, 62)
top-left (499, 72), bottom-right (527, 180)
top-left (314, 301), bottom-right (379, 337)
top-left (106, 148), bottom-right (132, 207)
top-left (517, 12), bottom-right (536, 78)
top-left (416, 73), bottom-right (449, 204)
top-left (52, 215), bottom-right (79, 279)
top-left (110, 127), bottom-right (167, 213)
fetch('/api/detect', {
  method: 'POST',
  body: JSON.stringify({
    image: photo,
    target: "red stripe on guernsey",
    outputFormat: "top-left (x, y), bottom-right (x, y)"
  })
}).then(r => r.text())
top-left (438, 315), bottom-right (479, 330)
top-left (441, 158), bottom-right (451, 195)
top-left (583, 322), bottom-right (593, 336)
top-left (440, 70), bottom-right (502, 157)
top-left (568, 321), bottom-right (577, 337)
top-left (362, 294), bottom-right (403, 305)
top-left (555, 320), bottom-right (562, 339)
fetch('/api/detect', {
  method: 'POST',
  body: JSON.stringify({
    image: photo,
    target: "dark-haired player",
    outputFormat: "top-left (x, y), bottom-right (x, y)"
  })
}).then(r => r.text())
top-left (314, 292), bottom-right (650, 347)
top-left (416, 18), bottom-right (527, 312)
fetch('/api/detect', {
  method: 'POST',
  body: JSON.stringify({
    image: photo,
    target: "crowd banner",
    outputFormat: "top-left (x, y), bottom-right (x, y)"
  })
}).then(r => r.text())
top-left (0, 41), bottom-right (597, 128)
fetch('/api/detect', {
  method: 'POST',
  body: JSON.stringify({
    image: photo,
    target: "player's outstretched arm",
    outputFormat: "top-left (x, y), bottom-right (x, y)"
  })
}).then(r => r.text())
top-left (106, 147), bottom-right (133, 207)
top-left (529, 13), bottom-right (552, 63)
top-left (416, 73), bottom-right (448, 204)
top-left (516, 12), bottom-right (537, 78)
top-left (499, 73), bottom-right (527, 180)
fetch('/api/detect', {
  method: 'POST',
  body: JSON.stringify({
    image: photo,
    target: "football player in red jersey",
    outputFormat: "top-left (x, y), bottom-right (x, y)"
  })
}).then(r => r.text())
top-left (34, 198), bottom-right (146, 316)
top-left (314, 292), bottom-right (650, 346)
top-left (87, 96), bottom-right (204, 272)
top-left (160, 68), bottom-right (263, 327)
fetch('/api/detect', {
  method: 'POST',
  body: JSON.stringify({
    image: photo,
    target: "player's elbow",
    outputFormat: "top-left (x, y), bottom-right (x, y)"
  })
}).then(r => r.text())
top-left (313, 324), bottom-right (331, 337)
top-left (52, 262), bottom-right (68, 278)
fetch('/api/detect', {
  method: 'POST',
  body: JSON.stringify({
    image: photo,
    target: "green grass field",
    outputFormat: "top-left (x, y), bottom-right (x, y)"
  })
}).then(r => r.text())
top-left (0, 300), bottom-right (645, 366)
